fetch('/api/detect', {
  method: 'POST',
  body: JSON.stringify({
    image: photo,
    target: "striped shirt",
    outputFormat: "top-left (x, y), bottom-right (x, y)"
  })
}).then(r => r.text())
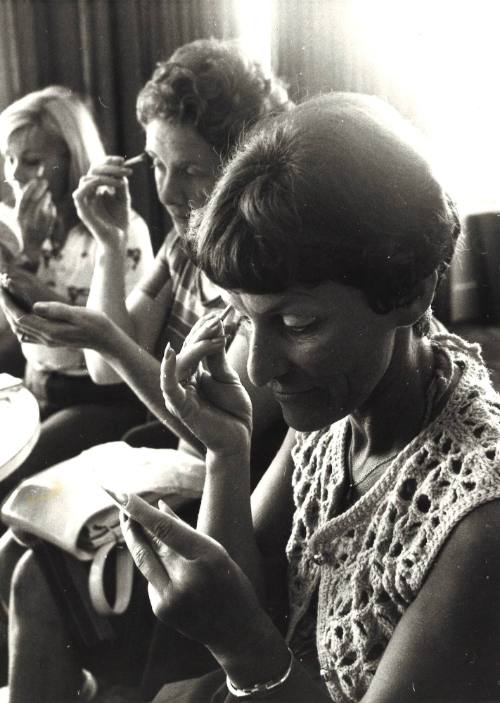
top-left (139, 230), bottom-right (237, 357)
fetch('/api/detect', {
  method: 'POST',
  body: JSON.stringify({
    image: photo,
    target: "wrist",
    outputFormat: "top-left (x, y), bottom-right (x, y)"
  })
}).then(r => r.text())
top-left (212, 623), bottom-right (291, 692)
top-left (206, 446), bottom-right (250, 469)
top-left (94, 229), bottom-right (126, 255)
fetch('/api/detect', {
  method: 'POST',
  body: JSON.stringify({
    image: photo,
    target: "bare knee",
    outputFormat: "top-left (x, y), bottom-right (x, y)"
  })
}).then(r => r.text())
top-left (10, 550), bottom-right (51, 620)
top-left (0, 530), bottom-right (26, 609)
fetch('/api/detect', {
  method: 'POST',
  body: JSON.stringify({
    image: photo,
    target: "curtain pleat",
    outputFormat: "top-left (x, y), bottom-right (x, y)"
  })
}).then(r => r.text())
top-left (272, 0), bottom-right (419, 124)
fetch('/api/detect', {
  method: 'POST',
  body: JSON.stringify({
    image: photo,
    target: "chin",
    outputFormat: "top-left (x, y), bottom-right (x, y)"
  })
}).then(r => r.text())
top-left (172, 218), bottom-right (188, 238)
top-left (280, 405), bottom-right (340, 433)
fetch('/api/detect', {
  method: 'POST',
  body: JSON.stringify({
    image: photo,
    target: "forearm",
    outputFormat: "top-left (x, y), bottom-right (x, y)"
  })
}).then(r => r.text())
top-left (85, 242), bottom-right (135, 381)
top-left (87, 242), bottom-right (134, 337)
top-left (198, 449), bottom-right (265, 593)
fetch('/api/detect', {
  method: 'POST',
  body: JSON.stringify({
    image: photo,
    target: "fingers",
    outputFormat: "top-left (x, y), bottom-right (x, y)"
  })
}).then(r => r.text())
top-left (11, 315), bottom-right (64, 345)
top-left (176, 338), bottom-right (225, 381)
top-left (160, 343), bottom-right (188, 410)
top-left (31, 191), bottom-right (56, 234)
top-left (120, 511), bottom-right (172, 595)
top-left (17, 179), bottom-right (49, 212)
top-left (75, 174), bottom-right (128, 200)
top-left (88, 155), bottom-right (132, 177)
top-left (74, 157), bottom-right (132, 203)
top-left (122, 494), bottom-right (204, 560)
top-left (176, 313), bottom-right (227, 379)
top-left (181, 313), bottom-right (226, 348)
top-left (157, 499), bottom-right (176, 516)
top-left (31, 301), bottom-right (77, 321)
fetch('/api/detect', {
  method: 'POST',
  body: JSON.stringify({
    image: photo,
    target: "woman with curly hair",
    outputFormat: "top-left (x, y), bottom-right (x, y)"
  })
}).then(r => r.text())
top-left (0, 39), bottom-right (291, 703)
top-left (14, 38), bottom-right (290, 451)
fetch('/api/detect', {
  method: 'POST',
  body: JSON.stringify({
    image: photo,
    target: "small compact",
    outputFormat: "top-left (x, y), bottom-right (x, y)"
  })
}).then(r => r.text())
top-left (0, 273), bottom-right (33, 313)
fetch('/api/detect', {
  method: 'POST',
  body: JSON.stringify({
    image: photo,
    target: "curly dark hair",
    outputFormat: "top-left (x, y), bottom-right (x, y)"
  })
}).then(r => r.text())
top-left (187, 93), bottom-right (461, 317)
top-left (136, 38), bottom-right (291, 159)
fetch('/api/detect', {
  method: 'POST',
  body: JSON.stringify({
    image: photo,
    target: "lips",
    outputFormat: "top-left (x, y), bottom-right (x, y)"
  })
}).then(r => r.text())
top-left (168, 209), bottom-right (189, 221)
top-left (273, 387), bottom-right (316, 401)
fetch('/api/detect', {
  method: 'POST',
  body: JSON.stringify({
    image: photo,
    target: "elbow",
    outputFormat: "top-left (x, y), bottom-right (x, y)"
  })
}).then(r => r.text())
top-left (84, 351), bottom-right (122, 385)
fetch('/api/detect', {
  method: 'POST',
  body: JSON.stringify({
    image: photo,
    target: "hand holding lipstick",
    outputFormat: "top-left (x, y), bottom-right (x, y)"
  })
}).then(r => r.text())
top-left (73, 155), bottom-right (140, 247)
top-left (118, 493), bottom-right (271, 660)
top-left (160, 307), bottom-right (253, 458)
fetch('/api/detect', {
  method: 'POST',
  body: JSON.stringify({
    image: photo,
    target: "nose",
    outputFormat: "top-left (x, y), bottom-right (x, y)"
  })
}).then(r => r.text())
top-left (5, 158), bottom-right (26, 186)
top-left (9, 159), bottom-right (40, 188)
top-left (247, 326), bottom-right (288, 388)
top-left (157, 167), bottom-right (183, 207)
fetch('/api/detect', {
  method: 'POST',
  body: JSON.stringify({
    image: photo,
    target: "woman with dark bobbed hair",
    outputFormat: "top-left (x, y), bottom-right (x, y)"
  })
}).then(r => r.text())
top-left (1, 39), bottom-right (291, 703)
top-left (121, 93), bottom-right (500, 702)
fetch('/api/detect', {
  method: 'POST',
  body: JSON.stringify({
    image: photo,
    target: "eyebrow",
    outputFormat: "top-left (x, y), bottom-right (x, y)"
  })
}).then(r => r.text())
top-left (232, 295), bottom-right (319, 318)
top-left (144, 149), bottom-right (208, 169)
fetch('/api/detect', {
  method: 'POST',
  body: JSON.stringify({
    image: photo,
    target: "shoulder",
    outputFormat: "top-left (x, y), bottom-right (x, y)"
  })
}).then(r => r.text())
top-left (411, 498), bottom-right (500, 652)
top-left (438, 498), bottom-right (500, 573)
top-left (365, 498), bottom-right (500, 702)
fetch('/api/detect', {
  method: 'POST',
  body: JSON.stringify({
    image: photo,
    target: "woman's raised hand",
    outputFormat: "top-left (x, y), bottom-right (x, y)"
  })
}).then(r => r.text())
top-left (161, 313), bottom-right (253, 457)
top-left (15, 177), bottom-right (57, 257)
top-left (120, 495), bottom-right (269, 655)
top-left (73, 156), bottom-right (133, 249)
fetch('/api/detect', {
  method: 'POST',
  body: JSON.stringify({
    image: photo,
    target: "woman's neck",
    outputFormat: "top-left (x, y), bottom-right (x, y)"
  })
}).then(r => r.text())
top-left (349, 329), bottom-right (435, 469)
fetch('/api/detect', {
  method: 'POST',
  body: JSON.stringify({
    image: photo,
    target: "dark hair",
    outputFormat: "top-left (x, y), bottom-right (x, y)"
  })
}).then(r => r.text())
top-left (187, 93), bottom-right (461, 314)
top-left (136, 38), bottom-right (291, 160)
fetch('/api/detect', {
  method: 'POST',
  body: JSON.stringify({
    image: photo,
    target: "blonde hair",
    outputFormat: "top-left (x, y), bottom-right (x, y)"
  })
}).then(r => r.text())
top-left (0, 85), bottom-right (105, 196)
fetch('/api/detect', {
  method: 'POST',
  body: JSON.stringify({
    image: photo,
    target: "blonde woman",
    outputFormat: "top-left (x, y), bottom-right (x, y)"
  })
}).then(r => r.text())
top-left (0, 86), bottom-right (153, 486)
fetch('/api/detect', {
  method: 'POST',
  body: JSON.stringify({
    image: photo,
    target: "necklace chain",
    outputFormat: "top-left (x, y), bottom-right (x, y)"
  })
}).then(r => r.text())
top-left (348, 452), bottom-right (398, 489)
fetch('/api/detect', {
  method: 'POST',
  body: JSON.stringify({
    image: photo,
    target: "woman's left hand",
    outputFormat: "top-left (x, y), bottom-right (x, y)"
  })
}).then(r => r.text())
top-left (161, 314), bottom-right (253, 457)
top-left (120, 495), bottom-right (274, 656)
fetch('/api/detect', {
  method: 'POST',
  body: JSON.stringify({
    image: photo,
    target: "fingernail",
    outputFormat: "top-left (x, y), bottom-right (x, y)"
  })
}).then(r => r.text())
top-left (102, 487), bottom-right (129, 507)
top-left (164, 342), bottom-right (174, 358)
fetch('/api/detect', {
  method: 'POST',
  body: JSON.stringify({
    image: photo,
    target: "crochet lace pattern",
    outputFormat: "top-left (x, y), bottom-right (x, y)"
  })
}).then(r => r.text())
top-left (286, 335), bottom-right (500, 702)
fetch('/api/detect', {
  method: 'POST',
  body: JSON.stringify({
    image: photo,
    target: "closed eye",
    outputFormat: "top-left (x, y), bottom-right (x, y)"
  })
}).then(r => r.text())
top-left (282, 315), bottom-right (317, 334)
top-left (185, 165), bottom-right (210, 177)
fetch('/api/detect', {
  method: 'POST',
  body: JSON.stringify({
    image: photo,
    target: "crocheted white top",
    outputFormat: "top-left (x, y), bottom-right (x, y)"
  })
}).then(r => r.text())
top-left (286, 335), bottom-right (500, 702)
